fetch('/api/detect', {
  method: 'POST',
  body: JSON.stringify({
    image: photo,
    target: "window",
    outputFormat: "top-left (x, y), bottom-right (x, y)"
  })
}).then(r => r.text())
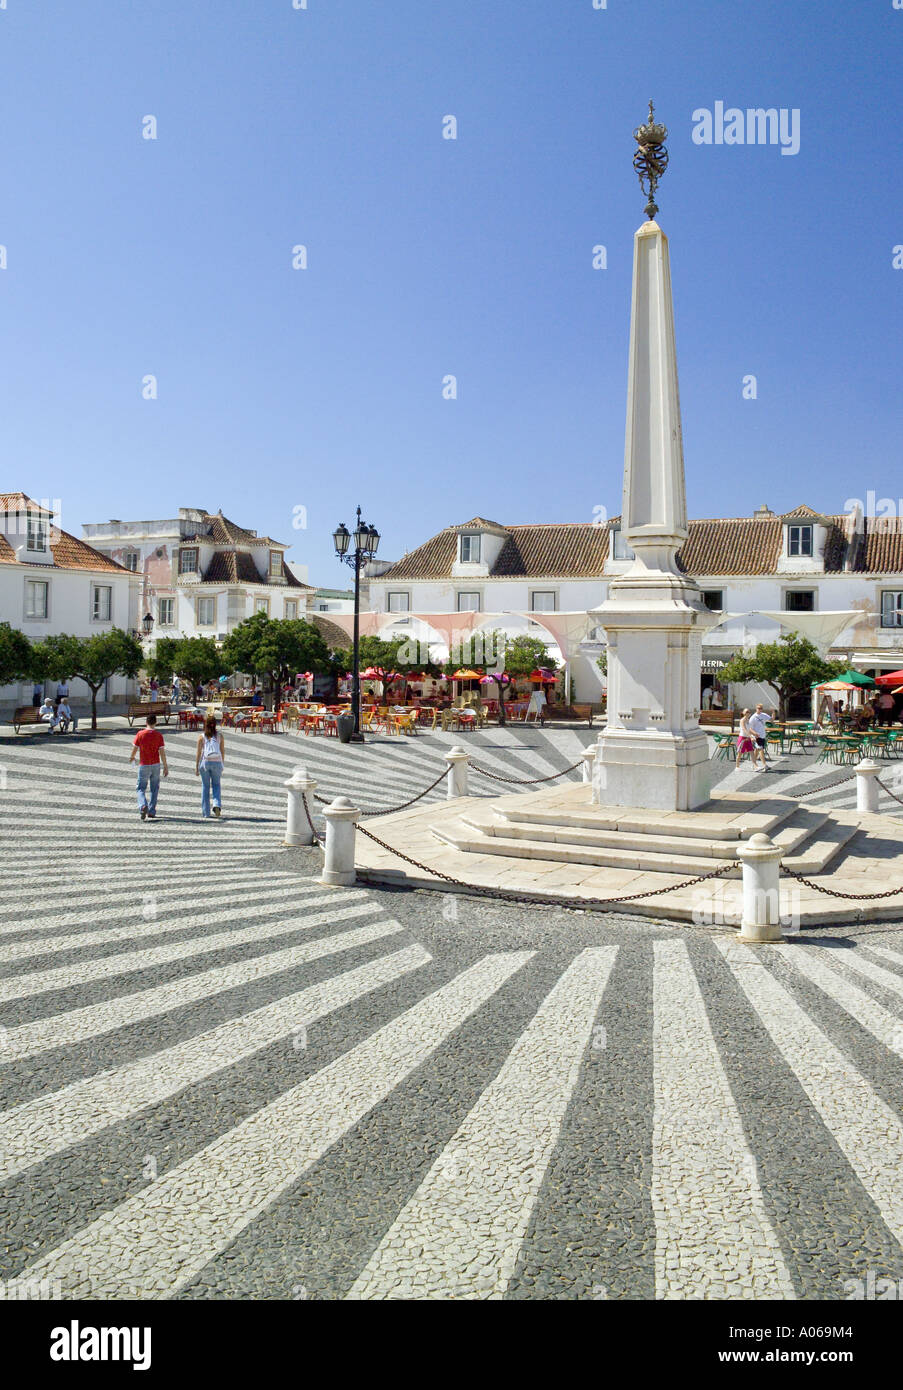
top-left (284, 600), bottom-right (298, 620)
top-left (701, 590), bottom-right (723, 611)
top-left (25, 579), bottom-right (48, 619)
top-left (26, 516), bottom-right (47, 552)
top-left (121, 552), bottom-right (139, 572)
top-left (881, 592), bottom-right (903, 628)
top-left (457, 592), bottom-right (481, 612)
top-left (269, 550), bottom-right (282, 577)
top-left (179, 548), bottom-right (198, 574)
top-left (92, 585), bottom-right (112, 621)
top-left (784, 590), bottom-right (815, 612)
top-left (531, 591), bottom-right (556, 612)
top-left (788, 524), bottom-right (813, 558)
top-left (158, 597), bottom-right (175, 626)
top-left (611, 526), bottom-right (635, 561)
top-left (197, 596), bottom-right (216, 626)
top-left (254, 598), bottom-right (268, 615)
top-left (387, 592), bottom-right (410, 612)
top-left (459, 534), bottom-right (481, 563)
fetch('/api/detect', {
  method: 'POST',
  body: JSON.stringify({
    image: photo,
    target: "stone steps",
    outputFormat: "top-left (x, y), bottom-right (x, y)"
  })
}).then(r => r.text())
top-left (490, 797), bottom-right (800, 842)
top-left (431, 803), bottom-right (858, 879)
top-left (469, 806), bottom-right (829, 860)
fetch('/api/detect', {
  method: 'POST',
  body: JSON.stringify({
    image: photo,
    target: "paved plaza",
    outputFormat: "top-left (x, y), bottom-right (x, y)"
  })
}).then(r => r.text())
top-left (3, 723), bottom-right (903, 1300)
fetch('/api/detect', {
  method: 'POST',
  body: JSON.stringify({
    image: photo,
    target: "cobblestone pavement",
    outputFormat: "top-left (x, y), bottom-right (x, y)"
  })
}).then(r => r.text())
top-left (2, 722), bottom-right (903, 1300)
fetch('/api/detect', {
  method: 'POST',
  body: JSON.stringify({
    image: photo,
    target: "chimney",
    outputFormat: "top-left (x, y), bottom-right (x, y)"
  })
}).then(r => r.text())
top-left (752, 504), bottom-right (775, 518)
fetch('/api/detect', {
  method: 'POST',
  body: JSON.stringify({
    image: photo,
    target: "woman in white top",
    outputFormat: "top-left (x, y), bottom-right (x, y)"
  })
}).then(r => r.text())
top-left (735, 709), bottom-right (756, 770)
top-left (195, 714), bottom-right (226, 818)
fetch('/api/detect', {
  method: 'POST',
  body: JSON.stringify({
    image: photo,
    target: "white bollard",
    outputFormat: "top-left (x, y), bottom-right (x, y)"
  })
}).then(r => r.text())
top-left (444, 745), bottom-right (471, 799)
top-left (581, 747), bottom-right (597, 783)
top-left (319, 796), bottom-right (361, 886)
top-left (856, 758), bottom-right (881, 815)
top-left (735, 833), bottom-right (784, 943)
top-left (284, 767), bottom-right (318, 846)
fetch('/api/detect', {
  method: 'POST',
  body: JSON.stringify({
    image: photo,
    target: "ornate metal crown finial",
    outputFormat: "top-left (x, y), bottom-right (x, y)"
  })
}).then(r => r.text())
top-left (633, 100), bottom-right (669, 220)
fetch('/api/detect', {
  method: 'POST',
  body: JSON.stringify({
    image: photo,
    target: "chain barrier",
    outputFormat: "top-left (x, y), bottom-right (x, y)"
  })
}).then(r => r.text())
top-left (782, 863), bottom-right (903, 902)
top-left (300, 793), bottom-right (325, 845)
top-left (469, 758), bottom-right (584, 786)
top-left (355, 821), bottom-right (736, 910)
top-left (876, 777), bottom-right (903, 808)
top-left (311, 766), bottom-right (449, 818)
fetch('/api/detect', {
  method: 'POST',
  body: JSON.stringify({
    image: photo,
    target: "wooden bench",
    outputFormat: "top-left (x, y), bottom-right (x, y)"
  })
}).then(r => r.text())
top-left (126, 701), bottom-right (172, 727)
top-left (221, 695), bottom-right (251, 710)
top-left (11, 706), bottom-right (57, 734)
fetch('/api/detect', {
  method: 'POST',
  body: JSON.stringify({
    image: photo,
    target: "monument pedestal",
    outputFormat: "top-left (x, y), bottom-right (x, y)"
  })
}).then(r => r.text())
top-left (592, 587), bottom-right (715, 811)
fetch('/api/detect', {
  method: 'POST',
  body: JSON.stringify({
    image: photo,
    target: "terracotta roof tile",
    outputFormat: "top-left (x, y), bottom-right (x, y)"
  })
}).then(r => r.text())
top-left (200, 550), bottom-right (308, 587)
top-left (382, 508), bottom-right (903, 581)
top-left (49, 531), bottom-right (130, 573)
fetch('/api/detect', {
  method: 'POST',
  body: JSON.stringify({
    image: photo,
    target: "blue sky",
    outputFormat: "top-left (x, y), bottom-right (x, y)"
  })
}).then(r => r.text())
top-left (1, 0), bottom-right (901, 585)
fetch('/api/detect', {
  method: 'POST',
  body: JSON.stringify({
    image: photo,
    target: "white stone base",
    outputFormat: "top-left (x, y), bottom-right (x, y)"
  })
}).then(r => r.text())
top-left (592, 728), bottom-right (711, 811)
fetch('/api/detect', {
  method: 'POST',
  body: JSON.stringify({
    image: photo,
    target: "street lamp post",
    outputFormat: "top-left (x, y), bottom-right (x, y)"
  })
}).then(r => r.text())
top-left (333, 506), bottom-right (380, 743)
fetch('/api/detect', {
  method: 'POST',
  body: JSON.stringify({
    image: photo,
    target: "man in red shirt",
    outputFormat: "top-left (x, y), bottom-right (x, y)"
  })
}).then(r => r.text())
top-left (129, 714), bottom-right (169, 820)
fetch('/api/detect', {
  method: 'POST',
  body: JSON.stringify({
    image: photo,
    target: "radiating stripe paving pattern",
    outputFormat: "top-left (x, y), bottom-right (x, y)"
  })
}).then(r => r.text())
top-left (348, 946), bottom-right (618, 1300)
top-left (651, 940), bottom-right (794, 1299)
top-left (5, 727), bottom-right (903, 1300)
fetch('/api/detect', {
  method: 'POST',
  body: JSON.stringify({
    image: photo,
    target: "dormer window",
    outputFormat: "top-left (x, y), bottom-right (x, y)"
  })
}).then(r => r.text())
top-left (788, 524), bottom-right (813, 558)
top-left (269, 549), bottom-right (282, 577)
top-left (611, 525), bottom-right (635, 561)
top-left (26, 516), bottom-right (47, 552)
top-left (460, 534), bottom-right (481, 563)
top-left (179, 548), bottom-right (198, 574)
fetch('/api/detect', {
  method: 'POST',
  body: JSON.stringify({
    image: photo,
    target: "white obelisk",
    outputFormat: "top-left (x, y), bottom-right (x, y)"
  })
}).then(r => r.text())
top-left (593, 111), bottom-right (716, 810)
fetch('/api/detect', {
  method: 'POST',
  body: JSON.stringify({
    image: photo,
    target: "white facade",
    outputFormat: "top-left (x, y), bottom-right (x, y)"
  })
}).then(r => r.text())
top-left (0, 493), bottom-right (140, 707)
top-left (368, 504), bottom-right (903, 711)
top-left (82, 508), bottom-right (312, 646)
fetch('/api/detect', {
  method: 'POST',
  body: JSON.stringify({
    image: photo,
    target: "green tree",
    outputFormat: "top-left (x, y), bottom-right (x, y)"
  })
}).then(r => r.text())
top-left (149, 636), bottom-right (225, 688)
top-left (719, 633), bottom-right (844, 721)
top-left (502, 634), bottom-right (558, 677)
top-left (333, 635), bottom-right (442, 677)
top-left (0, 623), bottom-right (33, 688)
top-left (32, 630), bottom-right (144, 730)
top-left (221, 612), bottom-right (331, 689)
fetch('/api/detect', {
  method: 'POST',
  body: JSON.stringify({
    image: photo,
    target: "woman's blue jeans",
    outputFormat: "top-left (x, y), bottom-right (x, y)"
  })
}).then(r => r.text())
top-left (200, 762), bottom-right (222, 817)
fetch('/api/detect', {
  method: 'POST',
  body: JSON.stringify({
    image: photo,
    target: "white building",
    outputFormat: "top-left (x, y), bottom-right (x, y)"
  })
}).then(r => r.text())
top-left (366, 507), bottom-right (903, 709)
top-left (310, 587), bottom-right (354, 614)
top-left (82, 508), bottom-right (313, 645)
top-left (0, 492), bottom-right (140, 707)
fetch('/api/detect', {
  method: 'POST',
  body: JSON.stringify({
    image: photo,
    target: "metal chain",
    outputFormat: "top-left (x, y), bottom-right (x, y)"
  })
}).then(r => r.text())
top-left (311, 766), bottom-right (449, 817)
top-left (469, 758), bottom-right (584, 785)
top-left (782, 864), bottom-right (903, 902)
top-left (876, 777), bottom-right (903, 808)
top-left (790, 768), bottom-right (858, 798)
top-left (355, 821), bottom-right (735, 909)
top-left (301, 793), bottom-right (325, 844)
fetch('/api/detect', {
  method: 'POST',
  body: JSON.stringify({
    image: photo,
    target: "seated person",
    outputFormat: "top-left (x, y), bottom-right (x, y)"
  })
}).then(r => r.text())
top-left (251, 688), bottom-right (263, 707)
top-left (38, 698), bottom-right (56, 725)
top-left (56, 698), bottom-right (77, 732)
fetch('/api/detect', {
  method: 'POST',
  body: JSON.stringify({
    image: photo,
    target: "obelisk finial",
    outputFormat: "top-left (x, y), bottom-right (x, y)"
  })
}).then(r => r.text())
top-left (633, 100), bottom-right (669, 220)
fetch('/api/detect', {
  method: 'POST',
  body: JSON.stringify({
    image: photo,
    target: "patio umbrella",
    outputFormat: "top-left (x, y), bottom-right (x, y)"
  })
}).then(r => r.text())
top-left (875, 670), bottom-right (903, 686)
top-left (528, 668), bottom-right (558, 683)
top-left (834, 669), bottom-right (876, 687)
top-left (479, 673), bottom-right (511, 684)
top-left (452, 668), bottom-right (483, 680)
top-left (814, 680), bottom-right (859, 691)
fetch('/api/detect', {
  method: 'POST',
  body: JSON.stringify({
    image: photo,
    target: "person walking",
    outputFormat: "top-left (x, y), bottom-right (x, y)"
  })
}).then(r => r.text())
top-left (735, 709), bottom-right (756, 770)
top-left (195, 714), bottom-right (225, 819)
top-left (748, 703), bottom-right (772, 770)
top-left (129, 713), bottom-right (169, 820)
